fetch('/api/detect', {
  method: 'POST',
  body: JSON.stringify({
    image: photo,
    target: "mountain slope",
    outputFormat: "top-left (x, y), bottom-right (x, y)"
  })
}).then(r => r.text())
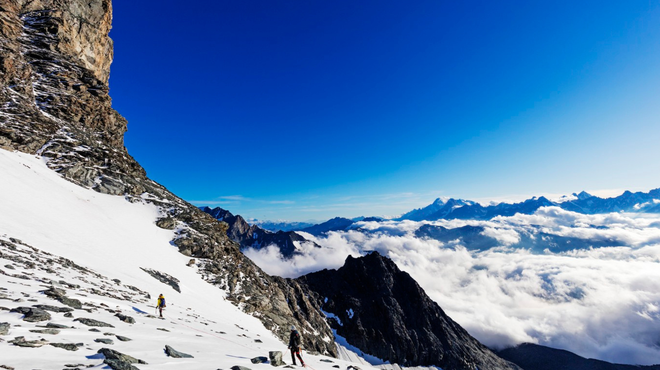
top-left (297, 252), bottom-right (521, 370)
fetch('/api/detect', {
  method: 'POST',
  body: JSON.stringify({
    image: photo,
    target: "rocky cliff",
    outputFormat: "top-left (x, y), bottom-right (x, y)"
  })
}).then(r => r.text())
top-left (0, 0), bottom-right (336, 356)
top-left (297, 252), bottom-right (522, 370)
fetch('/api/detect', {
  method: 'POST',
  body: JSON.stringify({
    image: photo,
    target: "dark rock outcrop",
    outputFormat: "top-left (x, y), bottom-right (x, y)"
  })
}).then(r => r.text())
top-left (9, 306), bottom-right (51, 322)
top-left (74, 317), bottom-right (114, 327)
top-left (164, 344), bottom-right (193, 358)
top-left (297, 252), bottom-right (521, 370)
top-left (140, 268), bottom-right (181, 293)
top-left (49, 342), bottom-right (79, 351)
top-left (497, 343), bottom-right (660, 370)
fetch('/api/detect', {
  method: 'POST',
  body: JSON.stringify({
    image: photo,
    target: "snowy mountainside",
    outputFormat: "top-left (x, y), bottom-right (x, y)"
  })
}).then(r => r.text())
top-left (0, 149), bottom-right (368, 369)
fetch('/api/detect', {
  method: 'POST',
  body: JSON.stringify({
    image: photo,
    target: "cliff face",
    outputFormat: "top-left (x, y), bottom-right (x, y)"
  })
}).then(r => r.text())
top-left (0, 0), bottom-right (138, 194)
top-left (0, 0), bottom-right (337, 356)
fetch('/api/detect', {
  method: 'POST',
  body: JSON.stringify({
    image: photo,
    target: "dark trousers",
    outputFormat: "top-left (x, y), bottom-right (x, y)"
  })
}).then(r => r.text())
top-left (157, 306), bottom-right (163, 317)
top-left (290, 347), bottom-right (304, 365)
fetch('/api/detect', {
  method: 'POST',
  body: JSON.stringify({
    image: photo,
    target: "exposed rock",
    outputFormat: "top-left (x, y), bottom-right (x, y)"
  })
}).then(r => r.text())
top-left (140, 268), bottom-right (181, 293)
top-left (10, 307), bottom-right (51, 322)
top-left (50, 342), bottom-right (79, 351)
top-left (40, 287), bottom-right (82, 308)
top-left (95, 338), bottom-right (114, 344)
top-left (231, 366), bottom-right (252, 370)
top-left (116, 335), bottom-right (132, 341)
top-left (164, 344), bottom-right (194, 358)
top-left (8, 336), bottom-right (48, 347)
top-left (74, 317), bottom-right (114, 327)
top-left (115, 313), bottom-right (135, 324)
top-left (156, 217), bottom-right (176, 230)
top-left (33, 304), bottom-right (74, 313)
top-left (297, 252), bottom-right (521, 370)
top-left (98, 347), bottom-right (147, 364)
top-left (0, 322), bottom-right (9, 335)
top-left (57, 296), bottom-right (83, 309)
top-left (251, 356), bottom-right (268, 364)
top-left (46, 323), bottom-right (71, 329)
top-left (269, 351), bottom-right (285, 366)
top-left (104, 359), bottom-right (140, 370)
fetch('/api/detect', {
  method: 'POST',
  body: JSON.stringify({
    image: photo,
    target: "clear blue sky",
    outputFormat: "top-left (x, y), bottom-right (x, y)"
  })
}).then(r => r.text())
top-left (109, 1), bottom-right (660, 221)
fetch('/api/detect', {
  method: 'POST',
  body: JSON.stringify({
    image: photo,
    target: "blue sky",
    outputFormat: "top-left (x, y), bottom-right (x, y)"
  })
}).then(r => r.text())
top-left (109, 1), bottom-right (660, 221)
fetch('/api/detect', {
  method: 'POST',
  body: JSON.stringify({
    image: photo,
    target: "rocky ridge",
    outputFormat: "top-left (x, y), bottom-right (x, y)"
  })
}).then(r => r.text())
top-left (297, 252), bottom-right (522, 370)
top-left (0, 0), bottom-right (334, 355)
top-left (201, 207), bottom-right (321, 258)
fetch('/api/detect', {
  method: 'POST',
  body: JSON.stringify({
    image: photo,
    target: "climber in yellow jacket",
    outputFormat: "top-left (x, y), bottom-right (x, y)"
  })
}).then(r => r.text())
top-left (156, 294), bottom-right (166, 317)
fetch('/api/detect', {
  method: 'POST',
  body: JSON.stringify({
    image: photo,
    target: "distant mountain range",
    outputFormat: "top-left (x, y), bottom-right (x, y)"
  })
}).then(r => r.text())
top-left (248, 219), bottom-right (316, 232)
top-left (255, 189), bottom-right (660, 237)
top-left (397, 189), bottom-right (660, 222)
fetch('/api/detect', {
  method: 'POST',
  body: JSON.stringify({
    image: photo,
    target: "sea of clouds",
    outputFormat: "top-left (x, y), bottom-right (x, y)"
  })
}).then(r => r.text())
top-left (243, 207), bottom-right (660, 366)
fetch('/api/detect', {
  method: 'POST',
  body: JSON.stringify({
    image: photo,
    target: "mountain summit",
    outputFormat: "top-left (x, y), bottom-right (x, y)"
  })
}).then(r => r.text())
top-left (297, 252), bottom-right (521, 370)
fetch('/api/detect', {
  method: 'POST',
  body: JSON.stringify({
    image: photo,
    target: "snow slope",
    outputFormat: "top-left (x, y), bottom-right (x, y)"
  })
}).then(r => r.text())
top-left (0, 148), bottom-right (381, 369)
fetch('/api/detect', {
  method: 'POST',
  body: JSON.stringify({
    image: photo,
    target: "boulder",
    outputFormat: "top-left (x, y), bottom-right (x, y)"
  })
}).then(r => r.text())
top-left (50, 342), bottom-right (79, 351)
top-left (9, 336), bottom-right (48, 347)
top-left (33, 304), bottom-right (73, 313)
top-left (0, 322), bottom-right (10, 335)
top-left (164, 344), bottom-right (194, 358)
top-left (269, 351), bottom-right (286, 366)
top-left (10, 307), bottom-right (51, 322)
top-left (115, 313), bottom-right (136, 324)
top-left (251, 356), bottom-right (268, 364)
top-left (74, 318), bottom-right (114, 327)
top-left (98, 348), bottom-right (147, 365)
top-left (231, 366), bottom-right (252, 370)
top-left (95, 338), bottom-right (114, 344)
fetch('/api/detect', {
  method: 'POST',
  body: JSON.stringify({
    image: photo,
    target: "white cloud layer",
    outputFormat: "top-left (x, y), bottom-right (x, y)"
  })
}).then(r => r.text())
top-left (244, 208), bottom-right (660, 365)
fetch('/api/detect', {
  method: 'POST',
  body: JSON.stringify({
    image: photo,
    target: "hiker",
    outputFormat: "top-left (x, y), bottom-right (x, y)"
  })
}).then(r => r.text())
top-left (288, 325), bottom-right (305, 367)
top-left (156, 294), bottom-right (166, 317)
